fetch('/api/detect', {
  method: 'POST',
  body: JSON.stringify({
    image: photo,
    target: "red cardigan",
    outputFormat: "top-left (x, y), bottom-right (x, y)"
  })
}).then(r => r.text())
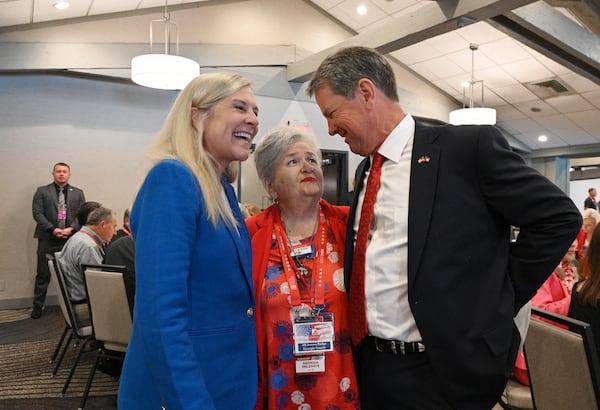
top-left (245, 199), bottom-right (349, 409)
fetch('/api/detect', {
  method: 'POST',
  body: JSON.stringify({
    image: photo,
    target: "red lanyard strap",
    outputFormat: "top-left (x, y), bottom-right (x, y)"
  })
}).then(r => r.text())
top-left (273, 206), bottom-right (327, 308)
top-left (81, 229), bottom-right (105, 253)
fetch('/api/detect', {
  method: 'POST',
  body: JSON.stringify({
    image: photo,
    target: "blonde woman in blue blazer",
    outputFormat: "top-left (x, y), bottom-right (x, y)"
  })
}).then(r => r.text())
top-left (118, 72), bottom-right (259, 409)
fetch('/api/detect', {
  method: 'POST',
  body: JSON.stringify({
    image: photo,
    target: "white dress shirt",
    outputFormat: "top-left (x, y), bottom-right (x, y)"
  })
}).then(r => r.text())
top-left (353, 114), bottom-right (422, 342)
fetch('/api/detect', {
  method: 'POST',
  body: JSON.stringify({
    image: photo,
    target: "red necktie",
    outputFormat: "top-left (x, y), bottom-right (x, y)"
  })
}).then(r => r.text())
top-left (349, 152), bottom-right (385, 346)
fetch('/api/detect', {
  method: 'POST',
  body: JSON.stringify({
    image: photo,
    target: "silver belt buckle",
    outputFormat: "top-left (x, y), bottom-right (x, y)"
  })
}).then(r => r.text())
top-left (391, 340), bottom-right (398, 355)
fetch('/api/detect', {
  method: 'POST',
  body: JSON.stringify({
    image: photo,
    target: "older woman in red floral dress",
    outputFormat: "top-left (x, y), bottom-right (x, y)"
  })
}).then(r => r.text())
top-left (246, 126), bottom-right (360, 409)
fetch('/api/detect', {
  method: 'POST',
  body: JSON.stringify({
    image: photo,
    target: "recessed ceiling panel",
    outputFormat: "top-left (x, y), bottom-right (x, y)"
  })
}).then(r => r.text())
top-left (546, 94), bottom-right (594, 114)
top-left (491, 83), bottom-right (538, 104)
top-left (502, 58), bottom-right (555, 84)
top-left (0, 1), bottom-right (31, 26)
top-left (33, 0), bottom-right (93, 23)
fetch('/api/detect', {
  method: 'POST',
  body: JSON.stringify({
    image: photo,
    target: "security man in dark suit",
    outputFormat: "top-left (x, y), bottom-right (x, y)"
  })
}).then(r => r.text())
top-left (307, 47), bottom-right (582, 410)
top-left (31, 162), bottom-right (85, 318)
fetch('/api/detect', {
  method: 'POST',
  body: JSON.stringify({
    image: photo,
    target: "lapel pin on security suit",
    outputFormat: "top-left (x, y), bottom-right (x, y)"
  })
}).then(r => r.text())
top-left (417, 155), bottom-right (431, 164)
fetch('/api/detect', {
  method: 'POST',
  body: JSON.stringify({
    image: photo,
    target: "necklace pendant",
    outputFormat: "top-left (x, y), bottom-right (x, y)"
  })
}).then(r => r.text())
top-left (297, 266), bottom-right (309, 277)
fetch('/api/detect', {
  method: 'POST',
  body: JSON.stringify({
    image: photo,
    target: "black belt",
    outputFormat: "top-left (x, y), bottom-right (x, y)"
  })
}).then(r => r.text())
top-left (366, 336), bottom-right (426, 356)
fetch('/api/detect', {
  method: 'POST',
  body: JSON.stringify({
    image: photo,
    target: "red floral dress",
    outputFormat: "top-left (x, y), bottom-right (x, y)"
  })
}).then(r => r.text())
top-left (259, 220), bottom-right (360, 409)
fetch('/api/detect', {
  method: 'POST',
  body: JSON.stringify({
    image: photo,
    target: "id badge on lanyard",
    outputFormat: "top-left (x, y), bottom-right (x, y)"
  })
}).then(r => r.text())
top-left (293, 311), bottom-right (334, 374)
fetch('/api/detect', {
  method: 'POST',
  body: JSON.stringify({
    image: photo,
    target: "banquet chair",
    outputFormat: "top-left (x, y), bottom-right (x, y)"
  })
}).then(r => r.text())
top-left (47, 253), bottom-right (71, 365)
top-left (498, 378), bottom-right (533, 410)
top-left (47, 252), bottom-right (94, 396)
top-left (498, 302), bottom-right (534, 410)
top-left (524, 307), bottom-right (600, 410)
top-left (79, 266), bottom-right (132, 409)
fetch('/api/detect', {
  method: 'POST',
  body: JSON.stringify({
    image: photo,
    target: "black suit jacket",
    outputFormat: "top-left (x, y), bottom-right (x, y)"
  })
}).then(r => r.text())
top-left (345, 121), bottom-right (582, 407)
top-left (32, 183), bottom-right (86, 241)
top-left (584, 196), bottom-right (597, 210)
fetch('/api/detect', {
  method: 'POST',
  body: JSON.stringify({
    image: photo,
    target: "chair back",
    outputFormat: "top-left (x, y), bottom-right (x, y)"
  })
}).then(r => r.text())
top-left (52, 251), bottom-right (93, 337)
top-left (84, 267), bottom-right (132, 352)
top-left (47, 253), bottom-right (72, 328)
top-left (525, 307), bottom-right (600, 410)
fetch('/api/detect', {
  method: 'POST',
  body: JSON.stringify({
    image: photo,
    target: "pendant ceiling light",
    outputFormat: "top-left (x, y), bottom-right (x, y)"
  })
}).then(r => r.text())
top-left (449, 43), bottom-right (496, 126)
top-left (130, 1), bottom-right (200, 90)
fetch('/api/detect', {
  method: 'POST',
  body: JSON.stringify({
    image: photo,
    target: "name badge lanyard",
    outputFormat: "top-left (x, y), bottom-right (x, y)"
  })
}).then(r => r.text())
top-left (273, 207), bottom-right (327, 309)
top-left (81, 229), bottom-right (106, 255)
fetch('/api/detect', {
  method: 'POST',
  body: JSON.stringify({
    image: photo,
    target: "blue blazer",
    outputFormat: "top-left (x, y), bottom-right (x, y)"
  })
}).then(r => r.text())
top-left (119, 160), bottom-right (257, 410)
top-left (345, 122), bottom-right (582, 408)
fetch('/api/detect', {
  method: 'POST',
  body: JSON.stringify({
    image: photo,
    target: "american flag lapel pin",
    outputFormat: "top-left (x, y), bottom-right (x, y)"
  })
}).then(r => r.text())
top-left (417, 155), bottom-right (431, 164)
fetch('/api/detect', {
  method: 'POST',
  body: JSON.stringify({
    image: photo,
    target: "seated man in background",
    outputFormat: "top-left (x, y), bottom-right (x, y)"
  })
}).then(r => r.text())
top-left (111, 208), bottom-right (131, 242)
top-left (76, 201), bottom-right (102, 227)
top-left (101, 232), bottom-right (135, 380)
top-left (59, 206), bottom-right (117, 325)
top-left (104, 235), bottom-right (136, 314)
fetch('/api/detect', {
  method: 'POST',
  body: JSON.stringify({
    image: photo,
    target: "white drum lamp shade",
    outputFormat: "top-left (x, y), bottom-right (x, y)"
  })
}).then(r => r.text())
top-left (131, 54), bottom-right (199, 90)
top-left (449, 107), bottom-right (496, 126)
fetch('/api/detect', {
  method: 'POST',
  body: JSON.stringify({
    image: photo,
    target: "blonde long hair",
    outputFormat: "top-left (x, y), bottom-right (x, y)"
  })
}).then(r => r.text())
top-left (146, 72), bottom-right (251, 227)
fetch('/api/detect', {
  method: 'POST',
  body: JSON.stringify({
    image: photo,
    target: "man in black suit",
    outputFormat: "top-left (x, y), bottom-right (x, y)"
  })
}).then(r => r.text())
top-left (584, 187), bottom-right (597, 210)
top-left (104, 235), bottom-right (136, 314)
top-left (31, 162), bottom-right (85, 318)
top-left (307, 47), bottom-right (582, 409)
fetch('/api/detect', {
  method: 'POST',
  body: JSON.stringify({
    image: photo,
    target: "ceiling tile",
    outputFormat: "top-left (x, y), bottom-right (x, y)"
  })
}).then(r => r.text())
top-left (411, 55), bottom-right (464, 81)
top-left (495, 104), bottom-right (527, 120)
top-left (583, 90), bottom-right (600, 109)
top-left (501, 58), bottom-right (554, 84)
top-left (454, 21), bottom-right (507, 45)
top-left (91, 0), bottom-right (141, 14)
top-left (432, 79), bottom-right (463, 97)
top-left (476, 66), bottom-right (518, 88)
top-left (527, 133), bottom-right (569, 149)
top-left (445, 46), bottom-right (496, 75)
top-left (310, 0), bottom-right (346, 10)
top-left (534, 114), bottom-right (577, 131)
top-left (0, 1), bottom-right (31, 26)
top-left (479, 88), bottom-right (505, 106)
top-left (527, 48), bottom-right (572, 76)
top-left (513, 100), bottom-right (558, 118)
top-left (389, 1), bottom-right (432, 18)
top-left (356, 15), bottom-right (394, 32)
top-left (493, 83), bottom-right (539, 104)
top-left (567, 110), bottom-right (600, 135)
top-left (34, 0), bottom-right (93, 22)
top-left (478, 37), bottom-right (530, 66)
top-left (425, 31), bottom-right (471, 56)
top-left (561, 72), bottom-right (600, 93)
top-left (370, 0), bottom-right (418, 14)
top-left (390, 41), bottom-right (440, 65)
top-left (506, 117), bottom-right (546, 134)
top-left (328, 0), bottom-right (388, 30)
top-left (533, 114), bottom-right (597, 145)
top-left (545, 94), bottom-right (595, 114)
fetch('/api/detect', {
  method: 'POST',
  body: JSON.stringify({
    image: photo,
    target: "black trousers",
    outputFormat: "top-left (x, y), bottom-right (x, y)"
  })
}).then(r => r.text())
top-left (33, 238), bottom-right (66, 309)
top-left (357, 341), bottom-right (453, 410)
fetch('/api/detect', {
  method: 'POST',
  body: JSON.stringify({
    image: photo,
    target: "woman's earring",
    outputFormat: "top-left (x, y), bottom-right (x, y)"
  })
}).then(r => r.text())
top-left (272, 197), bottom-right (278, 205)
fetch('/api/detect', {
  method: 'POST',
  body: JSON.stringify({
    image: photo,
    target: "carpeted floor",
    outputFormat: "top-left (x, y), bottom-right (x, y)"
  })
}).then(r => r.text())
top-left (0, 306), bottom-right (118, 409)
